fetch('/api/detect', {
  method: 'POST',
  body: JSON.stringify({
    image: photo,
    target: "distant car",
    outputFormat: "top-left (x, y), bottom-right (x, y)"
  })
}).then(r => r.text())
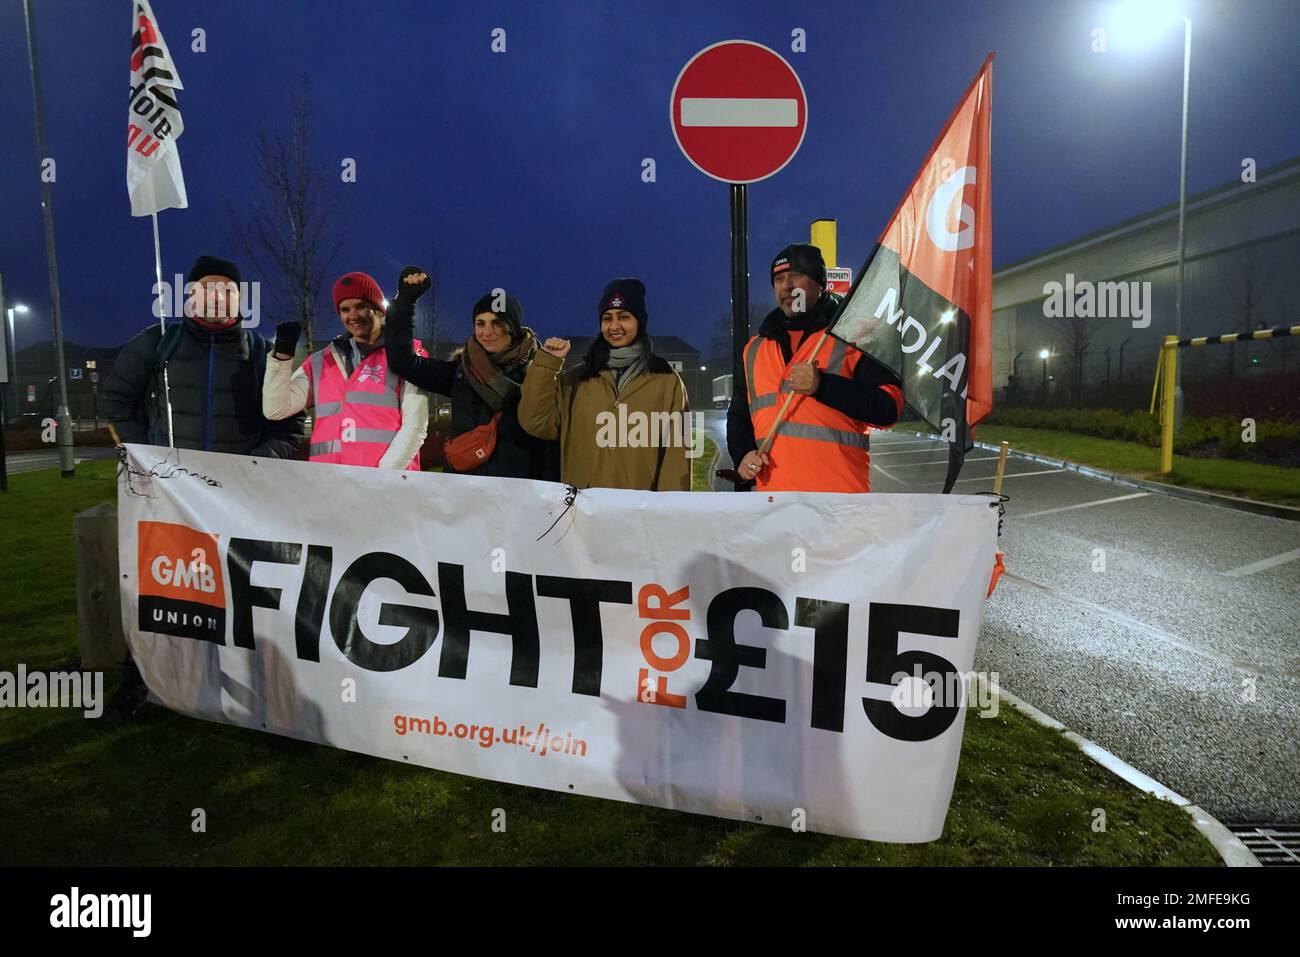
top-left (4, 412), bottom-right (47, 430)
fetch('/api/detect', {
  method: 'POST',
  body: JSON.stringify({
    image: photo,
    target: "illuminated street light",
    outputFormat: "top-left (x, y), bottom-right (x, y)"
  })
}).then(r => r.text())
top-left (6, 304), bottom-right (31, 376)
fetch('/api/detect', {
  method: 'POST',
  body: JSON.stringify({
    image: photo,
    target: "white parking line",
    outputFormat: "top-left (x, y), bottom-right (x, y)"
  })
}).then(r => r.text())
top-left (867, 437), bottom-right (944, 448)
top-left (1221, 548), bottom-right (1300, 579)
top-left (871, 462), bottom-right (906, 485)
top-left (953, 467), bottom-right (1065, 484)
top-left (1011, 491), bottom-right (1151, 519)
top-left (870, 446), bottom-right (951, 457)
top-left (886, 455), bottom-right (1000, 470)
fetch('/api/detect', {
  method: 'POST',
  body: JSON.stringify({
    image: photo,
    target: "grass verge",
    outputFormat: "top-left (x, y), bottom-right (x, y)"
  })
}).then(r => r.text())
top-left (691, 434), bottom-right (719, 491)
top-left (976, 425), bottom-right (1300, 508)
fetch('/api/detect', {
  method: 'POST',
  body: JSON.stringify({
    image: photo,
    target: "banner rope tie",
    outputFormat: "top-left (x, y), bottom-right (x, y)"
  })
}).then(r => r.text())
top-left (971, 491), bottom-right (1009, 538)
top-left (536, 484), bottom-right (581, 541)
top-left (117, 445), bottom-right (223, 497)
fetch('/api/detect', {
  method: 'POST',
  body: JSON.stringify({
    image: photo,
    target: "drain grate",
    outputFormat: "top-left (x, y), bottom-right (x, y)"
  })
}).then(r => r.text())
top-left (1227, 824), bottom-right (1300, 865)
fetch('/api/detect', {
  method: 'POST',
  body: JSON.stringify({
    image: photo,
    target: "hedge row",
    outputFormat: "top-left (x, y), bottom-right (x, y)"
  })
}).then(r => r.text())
top-left (985, 407), bottom-right (1299, 461)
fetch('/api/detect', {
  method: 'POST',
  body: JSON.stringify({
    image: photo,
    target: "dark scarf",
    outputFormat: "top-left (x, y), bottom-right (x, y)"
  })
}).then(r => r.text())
top-left (759, 294), bottom-right (839, 363)
top-left (460, 326), bottom-right (538, 411)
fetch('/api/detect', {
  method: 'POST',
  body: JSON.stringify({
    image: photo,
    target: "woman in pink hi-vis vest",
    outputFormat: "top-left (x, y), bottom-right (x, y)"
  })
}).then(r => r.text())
top-left (263, 271), bottom-right (429, 469)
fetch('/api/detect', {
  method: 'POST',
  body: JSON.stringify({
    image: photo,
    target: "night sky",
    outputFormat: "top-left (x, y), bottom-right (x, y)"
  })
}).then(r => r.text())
top-left (1, 0), bottom-right (1298, 352)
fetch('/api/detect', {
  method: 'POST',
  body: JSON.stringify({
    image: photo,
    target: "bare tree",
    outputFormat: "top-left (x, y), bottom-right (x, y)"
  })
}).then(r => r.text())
top-left (1218, 242), bottom-right (1274, 379)
top-left (1051, 313), bottom-right (1094, 407)
top-left (415, 225), bottom-right (445, 353)
top-left (227, 74), bottom-right (344, 353)
top-left (708, 303), bottom-right (768, 372)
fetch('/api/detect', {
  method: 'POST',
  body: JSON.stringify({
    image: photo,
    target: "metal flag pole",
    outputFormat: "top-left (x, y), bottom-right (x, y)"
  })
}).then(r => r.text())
top-left (151, 212), bottom-right (175, 446)
top-left (22, 0), bottom-right (74, 477)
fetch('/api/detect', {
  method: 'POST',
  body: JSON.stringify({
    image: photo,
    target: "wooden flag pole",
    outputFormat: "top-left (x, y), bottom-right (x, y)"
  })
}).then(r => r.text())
top-left (757, 328), bottom-right (831, 455)
top-left (992, 440), bottom-right (1010, 495)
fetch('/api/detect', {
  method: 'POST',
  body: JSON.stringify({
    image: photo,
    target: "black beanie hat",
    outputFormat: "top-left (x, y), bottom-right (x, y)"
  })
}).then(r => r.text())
top-left (187, 255), bottom-right (240, 287)
top-left (770, 243), bottom-right (826, 288)
top-left (471, 291), bottom-right (524, 342)
top-left (597, 278), bottom-right (647, 334)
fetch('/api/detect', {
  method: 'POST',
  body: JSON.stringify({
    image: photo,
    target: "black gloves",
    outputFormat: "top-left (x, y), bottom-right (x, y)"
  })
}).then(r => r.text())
top-left (274, 321), bottom-right (302, 357)
top-left (393, 265), bottom-right (431, 303)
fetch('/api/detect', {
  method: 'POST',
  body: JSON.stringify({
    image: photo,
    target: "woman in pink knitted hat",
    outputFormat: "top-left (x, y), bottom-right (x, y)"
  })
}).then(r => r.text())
top-left (262, 271), bottom-right (430, 470)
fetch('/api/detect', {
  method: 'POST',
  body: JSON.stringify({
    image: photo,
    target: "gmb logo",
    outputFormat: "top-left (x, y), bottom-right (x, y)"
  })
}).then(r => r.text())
top-left (150, 547), bottom-right (217, 594)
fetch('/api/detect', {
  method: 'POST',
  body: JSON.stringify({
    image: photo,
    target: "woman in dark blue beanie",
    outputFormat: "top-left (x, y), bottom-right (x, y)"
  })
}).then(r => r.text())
top-left (384, 269), bottom-right (556, 480)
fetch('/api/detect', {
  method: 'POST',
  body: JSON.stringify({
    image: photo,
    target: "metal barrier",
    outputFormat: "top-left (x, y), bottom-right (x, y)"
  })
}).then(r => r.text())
top-left (1150, 324), bottom-right (1299, 474)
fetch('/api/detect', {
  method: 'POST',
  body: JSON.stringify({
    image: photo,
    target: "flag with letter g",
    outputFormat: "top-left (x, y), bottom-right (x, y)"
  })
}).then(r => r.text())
top-left (830, 54), bottom-right (994, 491)
top-left (127, 0), bottom-right (188, 216)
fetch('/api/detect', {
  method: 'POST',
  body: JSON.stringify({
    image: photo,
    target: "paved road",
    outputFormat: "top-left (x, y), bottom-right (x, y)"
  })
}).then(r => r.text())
top-left (701, 409), bottom-right (1299, 821)
top-left (3, 446), bottom-right (118, 475)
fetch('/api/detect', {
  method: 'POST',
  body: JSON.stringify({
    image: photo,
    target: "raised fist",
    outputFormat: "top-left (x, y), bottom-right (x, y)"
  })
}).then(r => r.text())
top-left (541, 337), bottom-right (571, 358)
top-left (395, 265), bottom-right (431, 302)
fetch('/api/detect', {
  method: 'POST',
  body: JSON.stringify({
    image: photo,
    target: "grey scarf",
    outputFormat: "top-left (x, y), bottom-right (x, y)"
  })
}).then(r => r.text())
top-left (605, 340), bottom-right (649, 395)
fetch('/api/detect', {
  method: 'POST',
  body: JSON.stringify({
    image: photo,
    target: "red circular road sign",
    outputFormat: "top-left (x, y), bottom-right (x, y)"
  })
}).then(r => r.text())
top-left (670, 40), bottom-right (808, 185)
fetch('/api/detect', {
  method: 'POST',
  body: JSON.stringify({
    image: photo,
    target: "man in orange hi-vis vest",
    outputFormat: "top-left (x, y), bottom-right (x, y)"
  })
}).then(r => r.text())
top-left (726, 243), bottom-right (904, 493)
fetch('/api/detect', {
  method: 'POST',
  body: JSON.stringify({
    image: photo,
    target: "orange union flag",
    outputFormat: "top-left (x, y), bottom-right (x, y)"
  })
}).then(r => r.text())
top-left (831, 54), bottom-right (993, 491)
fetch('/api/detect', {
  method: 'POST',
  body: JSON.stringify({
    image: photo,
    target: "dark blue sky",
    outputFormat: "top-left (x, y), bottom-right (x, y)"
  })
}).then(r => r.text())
top-left (2, 0), bottom-right (1298, 351)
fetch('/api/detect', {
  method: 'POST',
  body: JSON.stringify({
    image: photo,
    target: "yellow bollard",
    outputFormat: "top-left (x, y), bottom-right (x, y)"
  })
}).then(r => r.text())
top-left (1159, 335), bottom-right (1178, 474)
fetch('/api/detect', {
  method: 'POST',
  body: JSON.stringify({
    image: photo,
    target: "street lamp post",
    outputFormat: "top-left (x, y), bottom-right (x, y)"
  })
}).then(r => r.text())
top-left (22, 0), bottom-right (75, 477)
top-left (1115, 2), bottom-right (1192, 432)
top-left (1173, 14), bottom-right (1191, 433)
top-left (1039, 349), bottom-right (1051, 399)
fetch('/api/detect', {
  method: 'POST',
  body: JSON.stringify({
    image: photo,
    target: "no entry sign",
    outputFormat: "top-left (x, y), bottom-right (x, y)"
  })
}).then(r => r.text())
top-left (670, 40), bottom-right (807, 184)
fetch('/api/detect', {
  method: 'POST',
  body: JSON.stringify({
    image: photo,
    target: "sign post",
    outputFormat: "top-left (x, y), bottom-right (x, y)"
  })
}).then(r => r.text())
top-left (0, 274), bottom-right (7, 492)
top-left (670, 40), bottom-right (807, 384)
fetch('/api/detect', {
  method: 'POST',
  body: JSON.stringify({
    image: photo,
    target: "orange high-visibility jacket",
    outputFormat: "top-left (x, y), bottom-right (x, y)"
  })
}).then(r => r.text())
top-left (743, 324), bottom-right (902, 493)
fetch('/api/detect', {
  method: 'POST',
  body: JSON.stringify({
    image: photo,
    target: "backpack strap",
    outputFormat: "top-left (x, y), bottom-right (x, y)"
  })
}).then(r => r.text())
top-left (154, 322), bottom-right (186, 370)
top-left (145, 324), bottom-right (184, 446)
top-left (248, 329), bottom-right (269, 385)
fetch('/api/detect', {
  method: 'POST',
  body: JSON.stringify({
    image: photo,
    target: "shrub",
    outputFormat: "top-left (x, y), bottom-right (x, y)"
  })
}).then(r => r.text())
top-left (986, 408), bottom-right (1299, 465)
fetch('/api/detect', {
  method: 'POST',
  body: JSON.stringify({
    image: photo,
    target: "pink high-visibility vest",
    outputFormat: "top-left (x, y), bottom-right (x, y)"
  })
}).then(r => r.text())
top-left (304, 339), bottom-right (426, 470)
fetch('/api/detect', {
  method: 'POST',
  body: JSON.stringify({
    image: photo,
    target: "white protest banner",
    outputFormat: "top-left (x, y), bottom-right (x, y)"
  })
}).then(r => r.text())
top-left (118, 444), bottom-right (999, 842)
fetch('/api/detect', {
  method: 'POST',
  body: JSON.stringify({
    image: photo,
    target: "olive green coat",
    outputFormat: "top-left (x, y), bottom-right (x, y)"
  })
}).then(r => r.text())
top-left (518, 350), bottom-right (691, 491)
